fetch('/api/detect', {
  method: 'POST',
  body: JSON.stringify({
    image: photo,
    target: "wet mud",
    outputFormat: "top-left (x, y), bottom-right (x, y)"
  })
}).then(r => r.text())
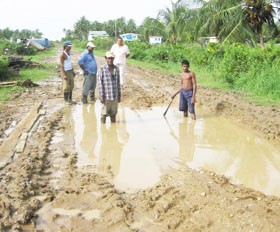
top-left (0, 47), bottom-right (280, 231)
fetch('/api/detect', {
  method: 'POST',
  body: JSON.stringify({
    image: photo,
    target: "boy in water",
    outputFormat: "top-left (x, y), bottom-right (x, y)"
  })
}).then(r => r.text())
top-left (172, 60), bottom-right (197, 120)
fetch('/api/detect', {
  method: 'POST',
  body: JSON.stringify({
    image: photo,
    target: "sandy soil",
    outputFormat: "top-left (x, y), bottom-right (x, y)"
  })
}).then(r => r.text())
top-left (0, 47), bottom-right (280, 232)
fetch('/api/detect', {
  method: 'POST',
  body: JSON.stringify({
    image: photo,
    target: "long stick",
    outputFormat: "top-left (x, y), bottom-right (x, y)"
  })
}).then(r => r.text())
top-left (163, 98), bottom-right (173, 116)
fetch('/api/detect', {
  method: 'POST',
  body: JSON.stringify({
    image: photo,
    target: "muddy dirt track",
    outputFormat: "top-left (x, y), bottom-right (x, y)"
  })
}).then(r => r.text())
top-left (0, 46), bottom-right (280, 231)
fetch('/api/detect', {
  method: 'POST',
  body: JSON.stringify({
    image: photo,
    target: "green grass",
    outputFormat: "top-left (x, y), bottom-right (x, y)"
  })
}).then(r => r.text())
top-left (0, 47), bottom-right (57, 104)
top-left (28, 47), bottom-right (57, 62)
top-left (0, 86), bottom-right (24, 104)
top-left (19, 67), bottom-right (55, 81)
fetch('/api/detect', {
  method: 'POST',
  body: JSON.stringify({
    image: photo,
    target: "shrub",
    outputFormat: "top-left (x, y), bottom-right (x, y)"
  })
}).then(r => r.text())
top-left (0, 56), bottom-right (9, 81)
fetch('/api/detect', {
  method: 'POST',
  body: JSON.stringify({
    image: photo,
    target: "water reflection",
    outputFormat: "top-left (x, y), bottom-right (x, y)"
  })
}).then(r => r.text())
top-left (71, 105), bottom-right (280, 197)
top-left (166, 117), bottom-right (196, 163)
top-left (74, 104), bottom-right (99, 167)
top-left (186, 116), bottom-right (280, 196)
top-left (99, 124), bottom-right (123, 176)
top-left (79, 105), bottom-right (98, 161)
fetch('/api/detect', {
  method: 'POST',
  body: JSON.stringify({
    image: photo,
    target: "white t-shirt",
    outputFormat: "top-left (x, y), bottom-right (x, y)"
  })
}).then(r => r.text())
top-left (111, 44), bottom-right (130, 65)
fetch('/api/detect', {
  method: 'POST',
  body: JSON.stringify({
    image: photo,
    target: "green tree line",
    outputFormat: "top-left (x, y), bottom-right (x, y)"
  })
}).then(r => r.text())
top-left (0, 28), bottom-right (43, 41)
top-left (64, 0), bottom-right (279, 46)
top-left (1, 0), bottom-right (279, 46)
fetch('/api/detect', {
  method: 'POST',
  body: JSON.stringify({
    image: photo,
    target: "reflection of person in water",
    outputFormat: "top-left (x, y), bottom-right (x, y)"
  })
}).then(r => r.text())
top-left (99, 124), bottom-right (124, 176)
top-left (79, 105), bottom-right (98, 160)
top-left (179, 119), bottom-right (195, 163)
top-left (116, 107), bottom-right (129, 144)
top-left (167, 118), bottom-right (195, 163)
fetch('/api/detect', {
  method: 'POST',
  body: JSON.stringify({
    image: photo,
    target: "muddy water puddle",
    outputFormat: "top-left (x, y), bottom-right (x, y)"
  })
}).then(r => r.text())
top-left (63, 102), bottom-right (280, 197)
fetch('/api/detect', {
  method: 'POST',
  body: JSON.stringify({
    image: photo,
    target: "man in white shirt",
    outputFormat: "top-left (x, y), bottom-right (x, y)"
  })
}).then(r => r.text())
top-left (110, 37), bottom-right (130, 88)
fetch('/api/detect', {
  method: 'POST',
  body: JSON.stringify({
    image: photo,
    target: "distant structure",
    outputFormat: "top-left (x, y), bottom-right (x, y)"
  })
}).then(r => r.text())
top-left (31, 38), bottom-right (51, 48)
top-left (88, 31), bottom-right (109, 41)
top-left (149, 36), bottom-right (163, 44)
top-left (120, 33), bottom-right (139, 42)
top-left (200, 36), bottom-right (219, 45)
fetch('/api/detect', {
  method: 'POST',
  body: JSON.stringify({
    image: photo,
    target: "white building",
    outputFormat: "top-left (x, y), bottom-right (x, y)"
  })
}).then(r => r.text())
top-left (149, 36), bottom-right (163, 44)
top-left (88, 31), bottom-right (109, 41)
top-left (120, 33), bottom-right (139, 42)
top-left (200, 36), bottom-right (219, 45)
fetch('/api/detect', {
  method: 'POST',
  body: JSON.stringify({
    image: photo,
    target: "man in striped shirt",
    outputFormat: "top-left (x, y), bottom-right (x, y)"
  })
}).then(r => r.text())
top-left (97, 51), bottom-right (121, 124)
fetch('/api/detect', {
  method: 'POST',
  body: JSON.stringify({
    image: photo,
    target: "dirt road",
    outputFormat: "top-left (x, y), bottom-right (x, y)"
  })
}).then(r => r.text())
top-left (0, 47), bottom-right (280, 231)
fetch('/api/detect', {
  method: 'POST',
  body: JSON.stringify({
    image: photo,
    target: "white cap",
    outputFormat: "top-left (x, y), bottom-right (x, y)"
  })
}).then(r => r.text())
top-left (87, 42), bottom-right (96, 48)
top-left (105, 51), bottom-right (115, 58)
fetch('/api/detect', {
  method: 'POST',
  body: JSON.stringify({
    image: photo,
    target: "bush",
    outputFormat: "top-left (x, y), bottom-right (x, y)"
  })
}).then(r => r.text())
top-left (79, 38), bottom-right (280, 101)
top-left (0, 56), bottom-right (9, 81)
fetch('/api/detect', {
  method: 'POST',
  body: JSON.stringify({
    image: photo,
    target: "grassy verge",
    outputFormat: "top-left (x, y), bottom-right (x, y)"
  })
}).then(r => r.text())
top-left (0, 46), bottom-right (57, 105)
top-left (127, 57), bottom-right (279, 106)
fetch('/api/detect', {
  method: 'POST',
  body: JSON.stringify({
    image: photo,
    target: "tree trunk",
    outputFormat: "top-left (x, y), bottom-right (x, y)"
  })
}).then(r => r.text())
top-left (259, 33), bottom-right (264, 47)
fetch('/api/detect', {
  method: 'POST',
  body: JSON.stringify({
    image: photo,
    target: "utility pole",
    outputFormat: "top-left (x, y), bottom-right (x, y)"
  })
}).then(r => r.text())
top-left (115, 20), bottom-right (117, 40)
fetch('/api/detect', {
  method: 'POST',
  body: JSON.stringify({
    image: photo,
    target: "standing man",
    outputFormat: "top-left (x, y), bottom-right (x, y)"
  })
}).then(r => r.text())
top-left (97, 51), bottom-right (121, 124)
top-left (78, 42), bottom-right (97, 104)
top-left (172, 59), bottom-right (197, 120)
top-left (60, 41), bottom-right (75, 103)
top-left (110, 36), bottom-right (130, 88)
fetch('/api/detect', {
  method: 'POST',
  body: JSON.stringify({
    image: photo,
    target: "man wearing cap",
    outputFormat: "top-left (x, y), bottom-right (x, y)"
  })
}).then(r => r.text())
top-left (97, 51), bottom-right (121, 124)
top-left (78, 42), bottom-right (98, 104)
top-left (60, 41), bottom-right (75, 103)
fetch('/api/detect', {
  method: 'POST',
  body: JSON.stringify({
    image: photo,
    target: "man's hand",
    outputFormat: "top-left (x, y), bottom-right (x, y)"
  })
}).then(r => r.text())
top-left (191, 97), bottom-right (195, 104)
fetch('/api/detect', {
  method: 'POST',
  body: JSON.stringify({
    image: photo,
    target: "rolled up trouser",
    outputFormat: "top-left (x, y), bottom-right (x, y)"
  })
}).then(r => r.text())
top-left (82, 73), bottom-right (96, 96)
top-left (63, 70), bottom-right (74, 92)
top-left (101, 100), bottom-right (118, 117)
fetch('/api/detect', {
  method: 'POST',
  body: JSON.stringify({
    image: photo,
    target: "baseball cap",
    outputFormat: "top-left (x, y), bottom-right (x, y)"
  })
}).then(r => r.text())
top-left (63, 41), bottom-right (72, 47)
top-left (87, 42), bottom-right (96, 48)
top-left (105, 51), bottom-right (115, 58)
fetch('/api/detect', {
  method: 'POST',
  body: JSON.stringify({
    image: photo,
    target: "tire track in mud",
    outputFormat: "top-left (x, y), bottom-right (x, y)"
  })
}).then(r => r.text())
top-left (0, 46), bottom-right (280, 231)
top-left (26, 103), bottom-right (136, 231)
top-left (0, 109), bottom-right (63, 231)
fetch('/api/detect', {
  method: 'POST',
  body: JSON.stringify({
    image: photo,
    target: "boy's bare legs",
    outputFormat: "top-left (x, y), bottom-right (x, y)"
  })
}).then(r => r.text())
top-left (184, 111), bottom-right (188, 117)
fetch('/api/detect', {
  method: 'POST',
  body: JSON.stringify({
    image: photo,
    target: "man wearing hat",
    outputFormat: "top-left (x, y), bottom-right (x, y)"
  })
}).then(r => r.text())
top-left (60, 41), bottom-right (75, 103)
top-left (97, 51), bottom-right (121, 123)
top-left (78, 42), bottom-right (97, 104)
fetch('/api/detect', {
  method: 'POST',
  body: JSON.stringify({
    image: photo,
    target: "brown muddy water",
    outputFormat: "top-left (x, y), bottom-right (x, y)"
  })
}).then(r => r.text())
top-left (56, 102), bottom-right (280, 198)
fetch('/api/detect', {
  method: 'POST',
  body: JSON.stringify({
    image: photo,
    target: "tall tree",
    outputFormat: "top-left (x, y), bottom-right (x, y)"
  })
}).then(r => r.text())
top-left (139, 17), bottom-right (166, 41)
top-left (74, 16), bottom-right (91, 40)
top-left (126, 19), bottom-right (138, 33)
top-left (184, 0), bottom-right (279, 45)
top-left (158, 1), bottom-right (190, 43)
top-left (242, 0), bottom-right (277, 46)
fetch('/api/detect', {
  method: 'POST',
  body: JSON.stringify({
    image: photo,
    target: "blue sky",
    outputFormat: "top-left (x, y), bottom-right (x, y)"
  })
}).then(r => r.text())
top-left (0, 0), bottom-right (173, 40)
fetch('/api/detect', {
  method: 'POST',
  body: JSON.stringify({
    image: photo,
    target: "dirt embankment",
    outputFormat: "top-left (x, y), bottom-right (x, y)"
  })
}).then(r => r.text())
top-left (0, 47), bottom-right (279, 231)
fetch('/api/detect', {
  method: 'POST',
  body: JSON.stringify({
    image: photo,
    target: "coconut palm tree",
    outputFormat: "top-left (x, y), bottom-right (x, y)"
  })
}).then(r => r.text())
top-left (139, 17), bottom-right (166, 41)
top-left (139, 1), bottom-right (197, 43)
top-left (183, 0), bottom-right (279, 46)
top-left (74, 16), bottom-right (91, 40)
top-left (158, 1), bottom-right (191, 43)
top-left (242, 0), bottom-right (277, 46)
